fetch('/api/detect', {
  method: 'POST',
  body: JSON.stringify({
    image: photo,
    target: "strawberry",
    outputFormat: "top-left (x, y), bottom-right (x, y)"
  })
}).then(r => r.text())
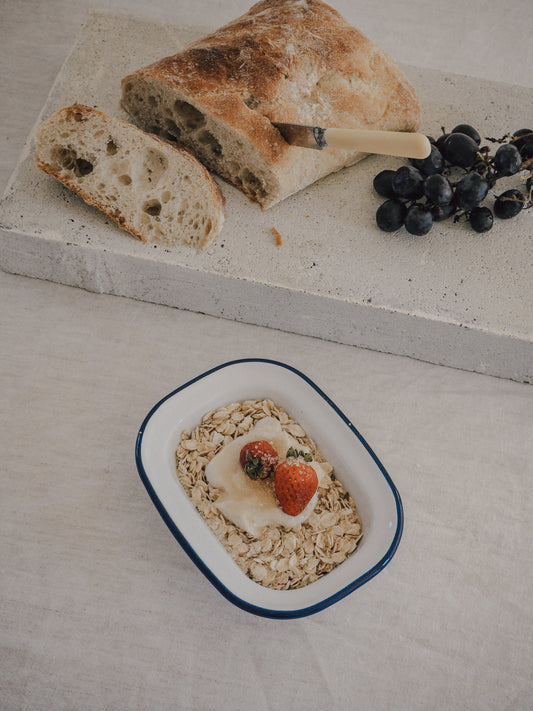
top-left (274, 459), bottom-right (318, 516)
top-left (239, 440), bottom-right (279, 480)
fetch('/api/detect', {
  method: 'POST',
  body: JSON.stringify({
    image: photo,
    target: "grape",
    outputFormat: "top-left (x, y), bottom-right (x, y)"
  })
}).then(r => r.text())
top-left (511, 129), bottom-right (533, 160)
top-left (454, 172), bottom-right (489, 210)
top-left (405, 205), bottom-right (433, 235)
top-left (493, 144), bottom-right (522, 176)
top-left (441, 132), bottom-right (479, 168)
top-left (511, 128), bottom-right (533, 148)
top-left (373, 170), bottom-right (397, 198)
top-left (423, 174), bottom-right (453, 206)
top-left (452, 124), bottom-right (481, 145)
top-left (410, 144), bottom-right (444, 176)
top-left (469, 206), bottom-right (493, 233)
top-left (518, 139), bottom-right (533, 161)
top-left (392, 165), bottom-right (424, 199)
top-left (431, 203), bottom-right (457, 222)
top-left (435, 133), bottom-right (450, 152)
top-left (494, 189), bottom-right (526, 219)
top-left (376, 199), bottom-right (407, 232)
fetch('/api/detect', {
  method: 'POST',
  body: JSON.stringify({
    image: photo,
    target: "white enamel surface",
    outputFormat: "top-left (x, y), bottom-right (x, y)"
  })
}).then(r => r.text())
top-left (137, 360), bottom-right (402, 616)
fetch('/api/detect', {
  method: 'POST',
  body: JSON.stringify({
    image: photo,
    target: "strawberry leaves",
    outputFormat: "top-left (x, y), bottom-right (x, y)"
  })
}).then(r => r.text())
top-left (286, 447), bottom-right (313, 462)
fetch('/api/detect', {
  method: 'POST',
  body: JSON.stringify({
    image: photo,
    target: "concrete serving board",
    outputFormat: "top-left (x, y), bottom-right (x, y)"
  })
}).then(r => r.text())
top-left (1, 10), bottom-right (531, 383)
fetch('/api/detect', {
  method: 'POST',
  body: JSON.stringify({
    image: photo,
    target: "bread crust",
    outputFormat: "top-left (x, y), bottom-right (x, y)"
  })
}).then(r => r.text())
top-left (35, 104), bottom-right (225, 248)
top-left (121, 0), bottom-right (421, 207)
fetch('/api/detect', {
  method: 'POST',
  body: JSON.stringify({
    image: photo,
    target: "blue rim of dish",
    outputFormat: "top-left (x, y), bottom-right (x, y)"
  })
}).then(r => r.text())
top-left (135, 358), bottom-right (404, 619)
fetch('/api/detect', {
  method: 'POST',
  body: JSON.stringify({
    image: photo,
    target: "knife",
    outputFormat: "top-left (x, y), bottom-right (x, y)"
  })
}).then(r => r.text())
top-left (273, 122), bottom-right (431, 160)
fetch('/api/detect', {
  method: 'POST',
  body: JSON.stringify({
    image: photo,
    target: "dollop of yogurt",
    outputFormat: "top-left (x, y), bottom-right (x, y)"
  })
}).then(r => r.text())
top-left (205, 417), bottom-right (331, 537)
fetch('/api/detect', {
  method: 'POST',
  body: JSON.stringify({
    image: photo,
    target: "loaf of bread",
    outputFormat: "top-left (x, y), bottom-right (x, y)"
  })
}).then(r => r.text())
top-left (121, 0), bottom-right (421, 209)
top-left (35, 104), bottom-right (225, 248)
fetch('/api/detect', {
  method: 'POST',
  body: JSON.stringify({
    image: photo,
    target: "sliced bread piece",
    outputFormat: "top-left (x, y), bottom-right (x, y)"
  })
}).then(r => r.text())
top-left (35, 104), bottom-right (225, 248)
top-left (120, 0), bottom-right (421, 209)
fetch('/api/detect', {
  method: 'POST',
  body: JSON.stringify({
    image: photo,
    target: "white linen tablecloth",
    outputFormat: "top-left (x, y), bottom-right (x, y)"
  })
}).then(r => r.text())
top-left (1, 1), bottom-right (532, 709)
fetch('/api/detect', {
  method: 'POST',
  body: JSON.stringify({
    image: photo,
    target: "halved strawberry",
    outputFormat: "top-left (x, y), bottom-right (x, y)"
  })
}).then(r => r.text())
top-left (274, 460), bottom-right (318, 516)
top-left (239, 440), bottom-right (279, 480)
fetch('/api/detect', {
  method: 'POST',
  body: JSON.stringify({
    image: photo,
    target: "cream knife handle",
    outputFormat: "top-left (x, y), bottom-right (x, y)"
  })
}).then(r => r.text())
top-left (323, 128), bottom-right (431, 159)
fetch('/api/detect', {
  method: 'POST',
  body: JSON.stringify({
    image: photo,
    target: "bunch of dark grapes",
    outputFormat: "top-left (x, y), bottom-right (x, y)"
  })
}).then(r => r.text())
top-left (374, 124), bottom-right (533, 235)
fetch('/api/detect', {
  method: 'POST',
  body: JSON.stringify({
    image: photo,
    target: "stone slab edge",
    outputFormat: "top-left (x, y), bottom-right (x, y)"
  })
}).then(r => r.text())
top-left (2, 227), bottom-right (530, 383)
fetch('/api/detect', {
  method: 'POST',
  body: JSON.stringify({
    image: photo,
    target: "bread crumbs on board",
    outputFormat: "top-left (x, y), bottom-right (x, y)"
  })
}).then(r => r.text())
top-left (272, 227), bottom-right (283, 246)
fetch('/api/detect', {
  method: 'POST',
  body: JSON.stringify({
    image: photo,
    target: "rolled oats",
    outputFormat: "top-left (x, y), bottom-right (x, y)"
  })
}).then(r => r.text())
top-left (175, 399), bottom-right (362, 590)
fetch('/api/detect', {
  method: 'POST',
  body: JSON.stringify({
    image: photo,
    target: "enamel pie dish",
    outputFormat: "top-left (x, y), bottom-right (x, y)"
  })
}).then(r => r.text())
top-left (135, 359), bottom-right (403, 618)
